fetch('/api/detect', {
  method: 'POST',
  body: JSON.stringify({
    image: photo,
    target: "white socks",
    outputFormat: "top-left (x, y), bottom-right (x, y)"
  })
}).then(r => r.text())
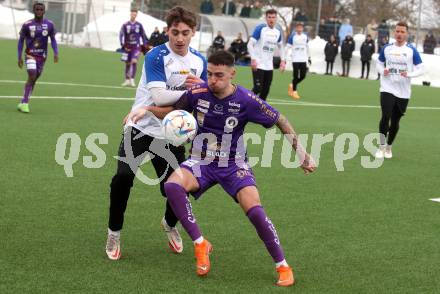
top-left (275, 259), bottom-right (288, 268)
top-left (108, 228), bottom-right (120, 238)
top-left (193, 236), bottom-right (204, 244)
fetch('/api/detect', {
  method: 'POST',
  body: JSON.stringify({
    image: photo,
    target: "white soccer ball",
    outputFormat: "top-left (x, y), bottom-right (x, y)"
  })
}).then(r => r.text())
top-left (162, 110), bottom-right (198, 146)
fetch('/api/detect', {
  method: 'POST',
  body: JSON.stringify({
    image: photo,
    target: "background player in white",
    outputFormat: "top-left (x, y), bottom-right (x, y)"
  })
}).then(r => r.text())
top-left (106, 6), bottom-right (207, 260)
top-left (247, 9), bottom-right (285, 101)
top-left (375, 21), bottom-right (424, 159)
top-left (286, 22), bottom-right (311, 100)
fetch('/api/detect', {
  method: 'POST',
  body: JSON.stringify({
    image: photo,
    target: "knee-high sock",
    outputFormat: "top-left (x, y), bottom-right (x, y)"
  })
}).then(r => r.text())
top-left (131, 63), bottom-right (137, 79)
top-left (247, 205), bottom-right (285, 263)
top-left (164, 182), bottom-right (202, 241)
top-left (21, 83), bottom-right (34, 103)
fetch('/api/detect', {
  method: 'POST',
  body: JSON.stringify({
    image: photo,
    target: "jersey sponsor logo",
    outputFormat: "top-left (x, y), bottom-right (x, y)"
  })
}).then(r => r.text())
top-left (213, 104), bottom-right (224, 114)
top-left (171, 70), bottom-right (190, 75)
top-left (225, 116), bottom-right (238, 130)
top-left (198, 99), bottom-right (210, 108)
top-left (228, 102), bottom-right (240, 108)
top-left (42, 30), bottom-right (48, 36)
top-left (166, 85), bottom-right (186, 91)
top-left (260, 104), bottom-right (277, 119)
top-left (196, 106), bottom-right (208, 113)
top-left (197, 112), bottom-right (205, 127)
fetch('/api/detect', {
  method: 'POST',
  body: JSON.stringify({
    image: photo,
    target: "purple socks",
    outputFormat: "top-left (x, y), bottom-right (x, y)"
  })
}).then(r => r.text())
top-left (125, 63), bottom-right (130, 79)
top-left (164, 182), bottom-right (202, 241)
top-left (125, 63), bottom-right (137, 79)
top-left (131, 63), bottom-right (137, 79)
top-left (21, 83), bottom-right (33, 103)
top-left (247, 205), bottom-right (285, 263)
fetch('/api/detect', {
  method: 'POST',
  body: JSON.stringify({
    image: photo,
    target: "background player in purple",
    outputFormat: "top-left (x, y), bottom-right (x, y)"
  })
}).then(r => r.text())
top-left (128, 50), bottom-right (316, 286)
top-left (120, 8), bottom-right (148, 87)
top-left (17, 1), bottom-right (58, 113)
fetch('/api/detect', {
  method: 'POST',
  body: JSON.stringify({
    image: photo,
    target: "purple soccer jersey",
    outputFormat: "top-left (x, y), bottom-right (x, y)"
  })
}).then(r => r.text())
top-left (175, 83), bottom-right (280, 199)
top-left (18, 19), bottom-right (57, 59)
top-left (176, 83), bottom-right (280, 163)
top-left (119, 21), bottom-right (148, 50)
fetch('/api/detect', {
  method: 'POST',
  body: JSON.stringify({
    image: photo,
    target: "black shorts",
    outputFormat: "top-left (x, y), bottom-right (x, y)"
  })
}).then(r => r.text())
top-left (380, 92), bottom-right (409, 116)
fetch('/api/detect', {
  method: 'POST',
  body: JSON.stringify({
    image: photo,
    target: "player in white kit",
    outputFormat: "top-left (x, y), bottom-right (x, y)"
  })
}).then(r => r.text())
top-left (374, 21), bottom-right (424, 159)
top-left (105, 6), bottom-right (207, 260)
top-left (247, 9), bottom-right (285, 101)
top-left (286, 22), bottom-right (311, 100)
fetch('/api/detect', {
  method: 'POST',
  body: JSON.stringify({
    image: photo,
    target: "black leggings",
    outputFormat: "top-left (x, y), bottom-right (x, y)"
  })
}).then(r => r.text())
top-left (342, 59), bottom-right (351, 76)
top-left (326, 61), bottom-right (334, 74)
top-left (108, 127), bottom-right (186, 231)
top-left (379, 92), bottom-right (409, 145)
top-left (292, 62), bottom-right (307, 91)
top-left (252, 69), bottom-right (273, 100)
top-left (361, 61), bottom-right (371, 78)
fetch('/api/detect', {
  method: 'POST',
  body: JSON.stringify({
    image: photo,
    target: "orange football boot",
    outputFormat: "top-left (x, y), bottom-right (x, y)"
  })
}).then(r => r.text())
top-left (194, 239), bottom-right (213, 276)
top-left (276, 265), bottom-right (295, 287)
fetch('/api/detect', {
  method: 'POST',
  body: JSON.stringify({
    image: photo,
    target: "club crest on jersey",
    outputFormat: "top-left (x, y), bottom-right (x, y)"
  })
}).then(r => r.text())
top-left (42, 30), bottom-right (48, 36)
top-left (190, 68), bottom-right (197, 75)
top-left (225, 116), bottom-right (238, 130)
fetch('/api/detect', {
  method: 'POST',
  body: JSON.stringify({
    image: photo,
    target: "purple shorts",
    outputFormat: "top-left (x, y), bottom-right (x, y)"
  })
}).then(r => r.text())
top-left (26, 56), bottom-right (45, 76)
top-left (125, 47), bottom-right (141, 63)
top-left (180, 158), bottom-right (257, 202)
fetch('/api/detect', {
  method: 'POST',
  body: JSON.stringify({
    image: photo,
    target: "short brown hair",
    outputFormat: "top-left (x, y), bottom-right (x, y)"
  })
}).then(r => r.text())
top-left (395, 21), bottom-right (409, 31)
top-left (208, 50), bottom-right (235, 67)
top-left (166, 6), bottom-right (197, 29)
top-left (265, 9), bottom-right (277, 16)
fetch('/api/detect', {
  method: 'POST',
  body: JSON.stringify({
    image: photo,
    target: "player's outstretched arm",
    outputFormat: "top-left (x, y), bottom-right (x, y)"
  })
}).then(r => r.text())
top-left (275, 114), bottom-right (316, 174)
top-left (126, 105), bottom-right (174, 124)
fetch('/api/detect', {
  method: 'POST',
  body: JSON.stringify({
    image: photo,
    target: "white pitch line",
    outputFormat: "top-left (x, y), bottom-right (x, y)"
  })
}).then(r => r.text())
top-left (268, 98), bottom-right (440, 110)
top-left (0, 95), bottom-right (133, 101)
top-left (429, 198), bottom-right (440, 203)
top-left (0, 79), bottom-right (135, 90)
top-left (2, 79), bottom-right (439, 110)
top-left (1, 95), bottom-right (440, 111)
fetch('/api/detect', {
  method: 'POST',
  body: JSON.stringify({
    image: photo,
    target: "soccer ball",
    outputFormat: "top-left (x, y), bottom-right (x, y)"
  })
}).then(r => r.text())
top-left (162, 110), bottom-right (198, 146)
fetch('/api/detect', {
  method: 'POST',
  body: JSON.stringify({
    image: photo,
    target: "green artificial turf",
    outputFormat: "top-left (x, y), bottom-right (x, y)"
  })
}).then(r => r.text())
top-left (1, 38), bottom-right (439, 293)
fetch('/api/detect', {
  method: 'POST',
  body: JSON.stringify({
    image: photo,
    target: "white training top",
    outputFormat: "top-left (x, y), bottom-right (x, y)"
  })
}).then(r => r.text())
top-left (376, 42), bottom-right (424, 99)
top-left (126, 43), bottom-right (207, 137)
top-left (286, 32), bottom-right (310, 63)
top-left (247, 23), bottom-right (284, 70)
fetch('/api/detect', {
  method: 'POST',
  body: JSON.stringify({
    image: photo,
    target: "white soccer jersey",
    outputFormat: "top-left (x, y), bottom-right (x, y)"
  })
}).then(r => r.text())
top-left (377, 43), bottom-right (424, 99)
top-left (248, 24), bottom-right (284, 70)
top-left (286, 32), bottom-right (309, 63)
top-left (127, 43), bottom-right (207, 137)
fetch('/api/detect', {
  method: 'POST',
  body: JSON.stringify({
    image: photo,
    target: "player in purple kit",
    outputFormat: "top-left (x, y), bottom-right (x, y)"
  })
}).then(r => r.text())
top-left (128, 50), bottom-right (316, 286)
top-left (119, 8), bottom-right (148, 87)
top-left (17, 1), bottom-right (58, 113)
